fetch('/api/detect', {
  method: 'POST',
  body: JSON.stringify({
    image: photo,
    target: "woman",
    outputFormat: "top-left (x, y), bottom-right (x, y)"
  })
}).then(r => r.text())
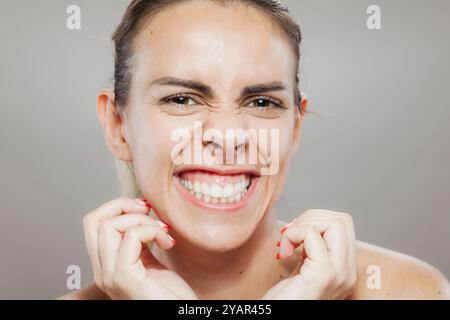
top-left (60, 0), bottom-right (449, 299)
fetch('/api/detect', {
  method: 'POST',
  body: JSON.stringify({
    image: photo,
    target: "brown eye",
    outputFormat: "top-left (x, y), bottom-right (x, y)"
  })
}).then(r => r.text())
top-left (246, 96), bottom-right (284, 109)
top-left (165, 94), bottom-right (197, 106)
top-left (159, 93), bottom-right (206, 115)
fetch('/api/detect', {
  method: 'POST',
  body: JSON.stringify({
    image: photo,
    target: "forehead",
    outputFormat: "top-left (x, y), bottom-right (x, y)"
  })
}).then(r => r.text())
top-left (133, 0), bottom-right (296, 88)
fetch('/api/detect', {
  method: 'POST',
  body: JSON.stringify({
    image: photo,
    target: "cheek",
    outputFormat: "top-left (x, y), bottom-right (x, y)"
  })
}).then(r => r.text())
top-left (244, 115), bottom-right (294, 169)
top-left (131, 117), bottom-right (184, 188)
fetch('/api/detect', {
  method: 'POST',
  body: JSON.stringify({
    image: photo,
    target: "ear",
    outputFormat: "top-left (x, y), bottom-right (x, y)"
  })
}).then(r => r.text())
top-left (292, 92), bottom-right (308, 148)
top-left (96, 89), bottom-right (133, 162)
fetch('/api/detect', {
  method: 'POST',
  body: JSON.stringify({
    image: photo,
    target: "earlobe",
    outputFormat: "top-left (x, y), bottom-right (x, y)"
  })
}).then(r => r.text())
top-left (96, 89), bottom-right (133, 162)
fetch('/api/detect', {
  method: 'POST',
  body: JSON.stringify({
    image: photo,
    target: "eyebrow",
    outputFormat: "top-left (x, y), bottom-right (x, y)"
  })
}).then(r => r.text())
top-left (148, 76), bottom-right (287, 99)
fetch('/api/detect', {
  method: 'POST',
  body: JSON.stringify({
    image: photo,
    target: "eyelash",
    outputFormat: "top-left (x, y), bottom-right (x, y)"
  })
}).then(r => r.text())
top-left (161, 93), bottom-right (285, 109)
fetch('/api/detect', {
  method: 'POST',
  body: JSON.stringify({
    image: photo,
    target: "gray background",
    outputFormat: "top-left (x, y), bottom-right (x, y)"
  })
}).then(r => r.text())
top-left (0, 0), bottom-right (449, 299)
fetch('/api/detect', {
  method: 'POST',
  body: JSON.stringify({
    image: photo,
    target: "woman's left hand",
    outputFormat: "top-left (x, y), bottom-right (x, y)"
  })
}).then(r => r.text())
top-left (261, 209), bottom-right (357, 300)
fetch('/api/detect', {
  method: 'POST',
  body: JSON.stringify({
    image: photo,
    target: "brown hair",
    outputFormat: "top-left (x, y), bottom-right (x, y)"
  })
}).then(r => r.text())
top-left (112, 0), bottom-right (303, 112)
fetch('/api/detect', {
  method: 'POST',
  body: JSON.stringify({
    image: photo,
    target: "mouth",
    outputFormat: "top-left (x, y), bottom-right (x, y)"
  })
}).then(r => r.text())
top-left (173, 166), bottom-right (260, 211)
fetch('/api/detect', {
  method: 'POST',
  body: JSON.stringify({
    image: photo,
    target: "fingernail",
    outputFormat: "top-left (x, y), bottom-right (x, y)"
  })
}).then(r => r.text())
top-left (280, 219), bottom-right (296, 234)
top-left (276, 240), bottom-right (280, 247)
top-left (167, 234), bottom-right (176, 245)
top-left (156, 220), bottom-right (169, 229)
top-left (276, 252), bottom-right (281, 260)
top-left (135, 198), bottom-right (147, 207)
top-left (142, 198), bottom-right (151, 208)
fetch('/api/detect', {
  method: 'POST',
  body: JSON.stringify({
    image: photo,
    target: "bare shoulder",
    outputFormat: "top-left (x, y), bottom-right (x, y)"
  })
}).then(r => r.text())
top-left (57, 282), bottom-right (110, 300)
top-left (350, 241), bottom-right (450, 299)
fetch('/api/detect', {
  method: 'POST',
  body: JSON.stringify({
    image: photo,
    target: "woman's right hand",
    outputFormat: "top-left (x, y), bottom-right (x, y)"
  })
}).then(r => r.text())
top-left (83, 197), bottom-right (198, 300)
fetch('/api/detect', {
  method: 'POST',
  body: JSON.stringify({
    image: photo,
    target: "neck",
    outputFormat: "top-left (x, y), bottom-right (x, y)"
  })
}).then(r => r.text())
top-left (152, 209), bottom-right (295, 299)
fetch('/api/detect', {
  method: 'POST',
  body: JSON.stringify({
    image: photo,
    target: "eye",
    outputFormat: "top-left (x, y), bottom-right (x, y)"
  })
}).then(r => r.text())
top-left (162, 93), bottom-right (198, 106)
top-left (245, 96), bottom-right (284, 109)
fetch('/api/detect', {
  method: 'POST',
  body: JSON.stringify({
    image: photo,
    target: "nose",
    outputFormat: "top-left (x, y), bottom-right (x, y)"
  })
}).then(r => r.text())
top-left (202, 111), bottom-right (248, 165)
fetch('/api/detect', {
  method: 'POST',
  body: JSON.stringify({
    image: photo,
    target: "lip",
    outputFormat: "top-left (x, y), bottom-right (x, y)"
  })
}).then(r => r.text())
top-left (173, 165), bottom-right (261, 177)
top-left (173, 166), bottom-right (260, 212)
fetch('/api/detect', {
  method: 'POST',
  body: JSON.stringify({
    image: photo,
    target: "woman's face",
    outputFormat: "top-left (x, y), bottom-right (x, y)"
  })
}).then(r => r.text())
top-left (112, 1), bottom-right (306, 251)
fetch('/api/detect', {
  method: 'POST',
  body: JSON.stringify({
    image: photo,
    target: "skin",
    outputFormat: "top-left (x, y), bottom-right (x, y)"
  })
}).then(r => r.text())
top-left (59, 1), bottom-right (449, 299)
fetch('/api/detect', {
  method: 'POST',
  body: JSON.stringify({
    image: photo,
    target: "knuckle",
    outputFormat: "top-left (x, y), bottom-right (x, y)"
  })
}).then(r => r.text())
top-left (301, 209), bottom-right (319, 217)
top-left (105, 197), bottom-right (128, 210)
top-left (340, 212), bottom-right (353, 221)
top-left (115, 196), bottom-right (128, 203)
top-left (82, 214), bottom-right (94, 228)
top-left (334, 219), bottom-right (347, 231)
top-left (141, 215), bottom-right (156, 225)
top-left (125, 227), bottom-right (141, 239)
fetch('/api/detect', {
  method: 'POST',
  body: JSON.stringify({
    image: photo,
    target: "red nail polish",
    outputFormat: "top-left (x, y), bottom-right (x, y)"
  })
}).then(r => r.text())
top-left (142, 198), bottom-right (151, 208)
top-left (276, 252), bottom-right (281, 260)
top-left (167, 234), bottom-right (176, 246)
top-left (276, 240), bottom-right (280, 247)
top-left (280, 226), bottom-right (287, 234)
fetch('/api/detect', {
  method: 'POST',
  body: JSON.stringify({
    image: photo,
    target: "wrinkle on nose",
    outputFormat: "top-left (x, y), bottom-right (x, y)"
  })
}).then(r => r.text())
top-left (202, 112), bottom-right (249, 165)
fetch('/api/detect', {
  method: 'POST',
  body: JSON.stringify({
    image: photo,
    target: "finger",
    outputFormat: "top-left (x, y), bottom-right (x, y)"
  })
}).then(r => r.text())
top-left (82, 197), bottom-right (150, 289)
top-left (116, 225), bottom-right (175, 272)
top-left (98, 214), bottom-right (165, 289)
top-left (277, 219), bottom-right (297, 259)
top-left (279, 220), bottom-right (327, 259)
top-left (321, 219), bottom-right (348, 274)
top-left (301, 225), bottom-right (330, 266)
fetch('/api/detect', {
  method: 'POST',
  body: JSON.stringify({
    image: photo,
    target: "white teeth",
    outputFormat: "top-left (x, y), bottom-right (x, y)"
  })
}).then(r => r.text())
top-left (210, 184), bottom-right (222, 198)
top-left (201, 182), bottom-right (210, 196)
top-left (223, 184), bottom-right (234, 197)
top-left (233, 183), bottom-right (241, 194)
top-left (179, 175), bottom-right (252, 204)
top-left (193, 180), bottom-right (201, 193)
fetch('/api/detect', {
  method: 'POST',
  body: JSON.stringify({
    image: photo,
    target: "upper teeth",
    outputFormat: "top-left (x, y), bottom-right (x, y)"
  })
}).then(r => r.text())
top-left (179, 177), bottom-right (251, 203)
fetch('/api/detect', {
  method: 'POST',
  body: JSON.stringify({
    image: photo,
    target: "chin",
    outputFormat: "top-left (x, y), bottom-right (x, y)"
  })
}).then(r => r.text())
top-left (193, 222), bottom-right (253, 252)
